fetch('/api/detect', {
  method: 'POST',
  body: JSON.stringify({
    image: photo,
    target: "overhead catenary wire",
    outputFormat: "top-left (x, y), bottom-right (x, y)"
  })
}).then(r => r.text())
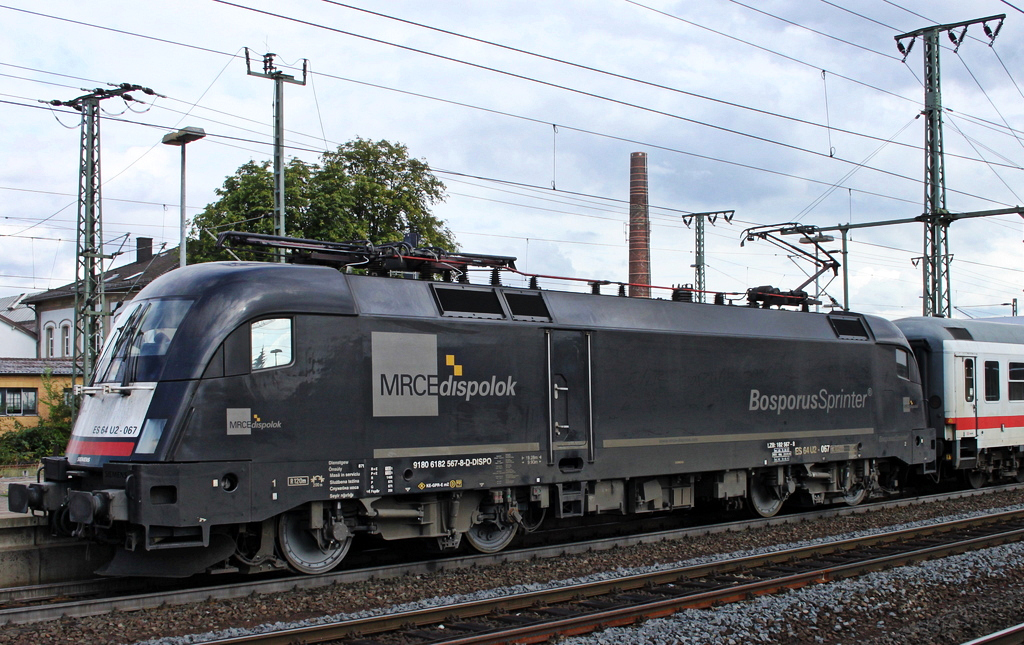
top-left (4, 2), bottom-right (1019, 311)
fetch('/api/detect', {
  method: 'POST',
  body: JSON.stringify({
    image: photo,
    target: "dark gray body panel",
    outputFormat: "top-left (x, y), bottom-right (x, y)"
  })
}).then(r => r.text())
top-left (64, 263), bottom-right (928, 533)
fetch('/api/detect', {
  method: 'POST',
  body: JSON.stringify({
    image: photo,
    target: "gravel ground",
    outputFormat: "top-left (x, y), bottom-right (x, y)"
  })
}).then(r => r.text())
top-left (3, 488), bottom-right (1024, 645)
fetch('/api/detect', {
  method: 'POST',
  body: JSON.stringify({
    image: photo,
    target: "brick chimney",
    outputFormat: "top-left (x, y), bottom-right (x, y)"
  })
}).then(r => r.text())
top-left (628, 152), bottom-right (650, 298)
top-left (137, 237), bottom-right (153, 263)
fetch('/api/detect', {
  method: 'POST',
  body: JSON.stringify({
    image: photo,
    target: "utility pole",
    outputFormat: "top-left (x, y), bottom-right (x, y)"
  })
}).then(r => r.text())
top-left (895, 14), bottom-right (1005, 317)
top-left (682, 210), bottom-right (733, 302)
top-left (49, 83), bottom-right (157, 395)
top-left (245, 50), bottom-right (307, 261)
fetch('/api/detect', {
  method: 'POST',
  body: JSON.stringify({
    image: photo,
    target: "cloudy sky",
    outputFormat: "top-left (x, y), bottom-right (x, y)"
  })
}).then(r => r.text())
top-left (1, 0), bottom-right (1022, 320)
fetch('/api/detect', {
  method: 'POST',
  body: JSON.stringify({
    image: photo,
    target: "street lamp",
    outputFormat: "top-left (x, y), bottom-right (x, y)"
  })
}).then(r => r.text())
top-left (161, 127), bottom-right (206, 268)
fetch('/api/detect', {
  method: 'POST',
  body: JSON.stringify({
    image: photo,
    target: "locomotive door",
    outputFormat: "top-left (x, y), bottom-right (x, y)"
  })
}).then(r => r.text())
top-left (545, 330), bottom-right (594, 465)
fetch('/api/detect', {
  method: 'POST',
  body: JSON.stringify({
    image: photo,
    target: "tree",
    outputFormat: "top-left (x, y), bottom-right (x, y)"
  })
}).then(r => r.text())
top-left (187, 138), bottom-right (455, 263)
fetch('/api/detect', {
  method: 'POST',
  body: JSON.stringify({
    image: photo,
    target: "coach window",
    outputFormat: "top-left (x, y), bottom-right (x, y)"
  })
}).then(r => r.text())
top-left (985, 361), bottom-right (1000, 402)
top-left (1010, 363), bottom-right (1024, 401)
top-left (964, 358), bottom-right (975, 403)
top-left (251, 318), bottom-right (292, 370)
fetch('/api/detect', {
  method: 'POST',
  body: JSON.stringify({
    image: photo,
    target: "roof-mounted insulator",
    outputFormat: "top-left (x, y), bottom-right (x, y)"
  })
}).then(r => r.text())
top-left (714, 292), bottom-right (726, 306)
top-left (672, 287), bottom-right (693, 302)
top-left (528, 276), bottom-right (539, 290)
top-left (490, 268), bottom-right (502, 286)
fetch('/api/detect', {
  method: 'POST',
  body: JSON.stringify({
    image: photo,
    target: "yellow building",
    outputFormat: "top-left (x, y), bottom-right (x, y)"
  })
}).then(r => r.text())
top-left (0, 358), bottom-right (72, 434)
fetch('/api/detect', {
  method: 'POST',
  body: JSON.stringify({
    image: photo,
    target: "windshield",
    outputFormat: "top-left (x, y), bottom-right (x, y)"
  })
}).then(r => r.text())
top-left (93, 299), bottom-right (194, 384)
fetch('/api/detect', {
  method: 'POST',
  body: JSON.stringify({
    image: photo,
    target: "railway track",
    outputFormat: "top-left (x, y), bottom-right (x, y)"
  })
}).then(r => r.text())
top-left (196, 507), bottom-right (1024, 645)
top-left (1, 484), bottom-right (1020, 628)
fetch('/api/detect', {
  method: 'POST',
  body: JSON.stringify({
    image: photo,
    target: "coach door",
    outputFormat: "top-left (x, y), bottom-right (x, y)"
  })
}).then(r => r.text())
top-left (955, 355), bottom-right (979, 434)
top-left (546, 330), bottom-right (594, 465)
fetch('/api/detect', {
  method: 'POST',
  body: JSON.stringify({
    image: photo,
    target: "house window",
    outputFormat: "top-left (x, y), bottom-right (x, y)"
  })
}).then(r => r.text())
top-left (61, 324), bottom-right (72, 357)
top-left (45, 326), bottom-right (55, 358)
top-left (1, 388), bottom-right (37, 416)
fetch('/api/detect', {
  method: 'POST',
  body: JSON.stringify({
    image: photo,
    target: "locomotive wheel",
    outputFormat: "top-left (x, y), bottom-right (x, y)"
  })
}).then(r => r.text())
top-left (967, 470), bottom-right (988, 490)
top-left (277, 509), bottom-right (351, 575)
top-left (843, 486), bottom-right (867, 506)
top-left (748, 477), bottom-right (785, 518)
top-left (465, 518), bottom-right (518, 553)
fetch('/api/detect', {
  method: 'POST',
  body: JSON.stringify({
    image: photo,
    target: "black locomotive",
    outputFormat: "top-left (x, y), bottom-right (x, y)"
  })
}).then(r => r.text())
top-left (11, 233), bottom-right (937, 576)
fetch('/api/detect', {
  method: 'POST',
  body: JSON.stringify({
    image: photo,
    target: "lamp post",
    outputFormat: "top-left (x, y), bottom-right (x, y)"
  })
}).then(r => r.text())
top-left (161, 127), bottom-right (206, 268)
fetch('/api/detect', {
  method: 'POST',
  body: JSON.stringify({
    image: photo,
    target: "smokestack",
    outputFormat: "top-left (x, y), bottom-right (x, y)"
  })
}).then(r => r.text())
top-left (629, 152), bottom-right (650, 298)
top-left (136, 237), bottom-right (153, 264)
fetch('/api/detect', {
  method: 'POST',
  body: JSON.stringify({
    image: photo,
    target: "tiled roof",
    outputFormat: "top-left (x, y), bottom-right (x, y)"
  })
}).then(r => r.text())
top-left (23, 249), bottom-right (178, 305)
top-left (0, 358), bottom-right (74, 376)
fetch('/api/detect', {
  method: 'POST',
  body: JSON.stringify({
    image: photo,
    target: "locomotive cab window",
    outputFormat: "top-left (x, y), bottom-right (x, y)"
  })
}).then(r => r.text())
top-left (1010, 362), bottom-right (1024, 401)
top-left (985, 361), bottom-right (1000, 402)
top-left (251, 318), bottom-right (292, 370)
top-left (93, 298), bottom-right (193, 384)
top-left (895, 348), bottom-right (913, 381)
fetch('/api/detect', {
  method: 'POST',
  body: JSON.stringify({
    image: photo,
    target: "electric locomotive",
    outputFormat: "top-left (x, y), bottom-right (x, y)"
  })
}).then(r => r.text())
top-left (10, 233), bottom-right (934, 577)
top-left (896, 316), bottom-right (1024, 486)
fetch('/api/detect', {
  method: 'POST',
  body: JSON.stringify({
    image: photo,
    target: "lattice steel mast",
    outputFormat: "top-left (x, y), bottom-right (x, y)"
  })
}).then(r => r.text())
top-left (895, 14), bottom-right (1005, 317)
top-left (50, 84), bottom-right (156, 391)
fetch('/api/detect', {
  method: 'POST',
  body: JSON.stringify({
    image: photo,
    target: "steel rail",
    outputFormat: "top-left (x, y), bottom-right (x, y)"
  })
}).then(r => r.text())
top-left (961, 622), bottom-right (1024, 645)
top-left (1, 483), bottom-right (1021, 626)
top-left (196, 508), bottom-right (1024, 645)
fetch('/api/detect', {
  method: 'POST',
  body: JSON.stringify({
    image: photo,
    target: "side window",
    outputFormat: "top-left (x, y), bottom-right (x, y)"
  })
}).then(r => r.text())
top-left (964, 358), bottom-right (975, 403)
top-left (985, 361), bottom-right (1000, 402)
top-left (251, 318), bottom-right (292, 370)
top-left (1010, 363), bottom-right (1024, 401)
top-left (895, 348), bottom-right (910, 380)
top-left (1, 388), bottom-right (36, 416)
top-left (45, 325), bottom-right (55, 358)
top-left (61, 323), bottom-right (72, 357)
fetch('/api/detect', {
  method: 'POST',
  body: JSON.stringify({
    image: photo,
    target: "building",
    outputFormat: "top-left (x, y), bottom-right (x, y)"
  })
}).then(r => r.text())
top-left (0, 358), bottom-right (72, 434)
top-left (0, 293), bottom-right (37, 358)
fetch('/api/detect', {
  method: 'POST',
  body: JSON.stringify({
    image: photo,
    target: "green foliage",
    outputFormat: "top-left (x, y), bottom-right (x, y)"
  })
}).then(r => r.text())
top-left (187, 138), bottom-right (455, 263)
top-left (0, 371), bottom-right (72, 465)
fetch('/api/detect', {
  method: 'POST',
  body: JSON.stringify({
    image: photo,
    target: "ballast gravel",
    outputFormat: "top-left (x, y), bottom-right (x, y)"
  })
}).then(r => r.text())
top-left (3, 488), bottom-right (1024, 645)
